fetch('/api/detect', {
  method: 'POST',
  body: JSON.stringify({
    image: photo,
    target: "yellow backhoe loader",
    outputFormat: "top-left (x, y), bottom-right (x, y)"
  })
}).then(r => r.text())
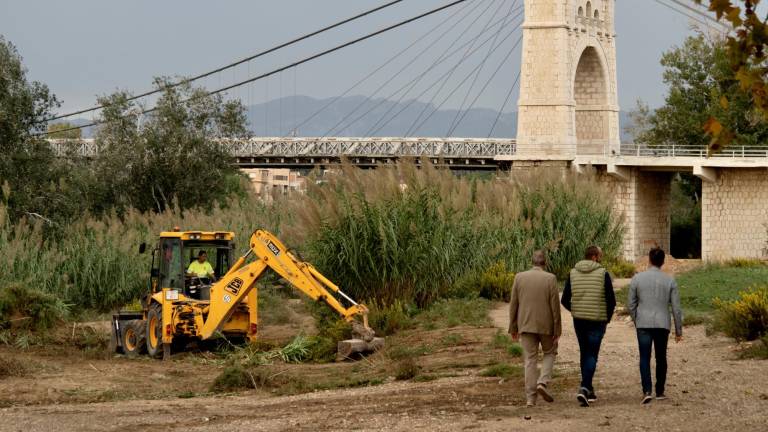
top-left (110, 229), bottom-right (383, 360)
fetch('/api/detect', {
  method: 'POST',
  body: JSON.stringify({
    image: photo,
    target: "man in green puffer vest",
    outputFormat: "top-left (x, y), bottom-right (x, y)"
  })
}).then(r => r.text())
top-left (561, 245), bottom-right (616, 408)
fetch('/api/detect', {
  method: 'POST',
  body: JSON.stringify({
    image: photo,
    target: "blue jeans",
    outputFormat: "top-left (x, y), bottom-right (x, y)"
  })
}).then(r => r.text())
top-left (636, 328), bottom-right (669, 395)
top-left (573, 318), bottom-right (607, 392)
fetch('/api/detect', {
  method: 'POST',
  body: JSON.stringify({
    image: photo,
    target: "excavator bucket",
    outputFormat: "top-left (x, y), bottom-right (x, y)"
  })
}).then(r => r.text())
top-left (335, 321), bottom-right (384, 361)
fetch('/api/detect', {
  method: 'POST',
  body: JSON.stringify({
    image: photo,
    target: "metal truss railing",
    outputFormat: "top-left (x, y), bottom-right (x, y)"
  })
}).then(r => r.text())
top-left (50, 137), bottom-right (517, 159)
top-left (620, 143), bottom-right (768, 159)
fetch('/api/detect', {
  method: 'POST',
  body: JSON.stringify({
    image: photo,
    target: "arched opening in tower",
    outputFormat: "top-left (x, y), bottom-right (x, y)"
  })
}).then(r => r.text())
top-left (574, 46), bottom-right (609, 155)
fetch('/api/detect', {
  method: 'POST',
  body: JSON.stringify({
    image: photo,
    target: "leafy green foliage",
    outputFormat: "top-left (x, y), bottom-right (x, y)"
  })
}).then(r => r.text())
top-left (489, 330), bottom-right (523, 357)
top-left (694, 1), bottom-right (768, 151)
top-left (47, 123), bottom-right (82, 139)
top-left (630, 35), bottom-right (768, 149)
top-left (605, 258), bottom-right (637, 279)
top-left (368, 300), bottom-right (417, 336)
top-left (450, 262), bottom-right (515, 301)
top-left (91, 78), bottom-right (248, 214)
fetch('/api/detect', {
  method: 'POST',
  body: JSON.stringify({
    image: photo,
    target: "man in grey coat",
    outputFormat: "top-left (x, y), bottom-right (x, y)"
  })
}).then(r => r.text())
top-left (509, 251), bottom-right (562, 407)
top-left (627, 247), bottom-right (683, 404)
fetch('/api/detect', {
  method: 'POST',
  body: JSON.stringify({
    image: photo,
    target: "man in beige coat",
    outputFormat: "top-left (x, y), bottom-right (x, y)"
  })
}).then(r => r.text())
top-left (509, 250), bottom-right (562, 407)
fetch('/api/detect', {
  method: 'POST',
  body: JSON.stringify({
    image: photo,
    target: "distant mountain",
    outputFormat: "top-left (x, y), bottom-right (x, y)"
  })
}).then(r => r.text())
top-left (244, 95), bottom-right (517, 138)
top-left (69, 95), bottom-right (635, 141)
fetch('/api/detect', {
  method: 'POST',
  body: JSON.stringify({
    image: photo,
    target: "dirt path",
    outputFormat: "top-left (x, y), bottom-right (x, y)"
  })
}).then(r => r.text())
top-left (488, 302), bottom-right (768, 431)
top-left (1, 305), bottom-right (766, 431)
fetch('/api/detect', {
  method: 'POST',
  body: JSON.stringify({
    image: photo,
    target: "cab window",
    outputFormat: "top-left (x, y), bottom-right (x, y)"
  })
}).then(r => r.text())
top-left (160, 238), bottom-right (183, 289)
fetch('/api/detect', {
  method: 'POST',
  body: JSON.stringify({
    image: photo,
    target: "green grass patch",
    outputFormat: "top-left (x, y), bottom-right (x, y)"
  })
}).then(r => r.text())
top-left (489, 330), bottom-right (524, 357)
top-left (416, 298), bottom-right (492, 330)
top-left (480, 363), bottom-right (522, 379)
top-left (676, 265), bottom-right (768, 313)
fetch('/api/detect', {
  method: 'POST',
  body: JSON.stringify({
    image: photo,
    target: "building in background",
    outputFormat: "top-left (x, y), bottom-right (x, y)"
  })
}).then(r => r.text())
top-left (243, 168), bottom-right (306, 195)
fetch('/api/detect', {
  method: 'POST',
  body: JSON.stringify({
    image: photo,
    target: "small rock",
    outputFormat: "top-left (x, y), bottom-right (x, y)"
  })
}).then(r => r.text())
top-left (759, 394), bottom-right (768, 400)
top-left (524, 415), bottom-right (532, 421)
top-left (598, 420), bottom-right (611, 427)
top-left (682, 390), bottom-right (689, 394)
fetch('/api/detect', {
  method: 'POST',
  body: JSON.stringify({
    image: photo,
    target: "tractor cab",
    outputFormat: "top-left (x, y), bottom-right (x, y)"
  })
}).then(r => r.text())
top-left (149, 230), bottom-right (235, 301)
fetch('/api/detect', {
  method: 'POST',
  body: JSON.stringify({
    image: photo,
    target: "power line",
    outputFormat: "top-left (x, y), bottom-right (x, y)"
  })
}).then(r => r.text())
top-left (37, 0), bottom-right (407, 124)
top-left (33, 0), bottom-right (471, 137)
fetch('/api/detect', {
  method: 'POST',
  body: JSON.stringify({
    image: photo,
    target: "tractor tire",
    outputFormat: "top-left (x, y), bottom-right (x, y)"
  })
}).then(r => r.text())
top-left (122, 320), bottom-right (147, 357)
top-left (146, 303), bottom-right (165, 359)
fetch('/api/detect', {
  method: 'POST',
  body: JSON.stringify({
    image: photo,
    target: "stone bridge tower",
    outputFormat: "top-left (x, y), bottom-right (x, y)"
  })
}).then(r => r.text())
top-left (516, 0), bottom-right (620, 158)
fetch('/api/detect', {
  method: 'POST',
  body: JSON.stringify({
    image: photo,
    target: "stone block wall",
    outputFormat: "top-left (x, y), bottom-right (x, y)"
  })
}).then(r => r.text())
top-left (702, 168), bottom-right (768, 261)
top-left (596, 168), bottom-right (671, 261)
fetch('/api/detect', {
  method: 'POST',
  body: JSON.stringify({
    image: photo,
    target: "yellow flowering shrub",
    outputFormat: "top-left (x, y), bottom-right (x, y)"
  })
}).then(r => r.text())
top-left (713, 285), bottom-right (768, 341)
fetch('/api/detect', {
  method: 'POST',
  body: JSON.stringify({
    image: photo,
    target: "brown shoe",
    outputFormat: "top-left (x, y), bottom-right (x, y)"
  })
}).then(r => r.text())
top-left (537, 383), bottom-right (554, 403)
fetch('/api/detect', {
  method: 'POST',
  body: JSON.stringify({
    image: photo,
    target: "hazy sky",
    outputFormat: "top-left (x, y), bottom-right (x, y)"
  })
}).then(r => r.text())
top-left (1, 0), bottom-right (729, 117)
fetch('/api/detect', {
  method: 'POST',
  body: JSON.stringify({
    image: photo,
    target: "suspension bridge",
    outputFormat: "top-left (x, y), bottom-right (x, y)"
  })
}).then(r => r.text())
top-left (37, 0), bottom-right (768, 261)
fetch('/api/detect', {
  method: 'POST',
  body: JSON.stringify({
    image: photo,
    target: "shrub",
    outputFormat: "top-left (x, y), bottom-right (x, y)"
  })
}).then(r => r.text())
top-left (0, 355), bottom-right (30, 378)
top-left (210, 365), bottom-right (254, 392)
top-left (449, 262), bottom-right (515, 301)
top-left (367, 300), bottom-right (416, 336)
top-left (0, 283), bottom-right (68, 331)
top-left (713, 286), bottom-right (768, 341)
top-left (394, 357), bottom-right (421, 380)
top-left (740, 335), bottom-right (768, 359)
top-left (606, 259), bottom-right (636, 278)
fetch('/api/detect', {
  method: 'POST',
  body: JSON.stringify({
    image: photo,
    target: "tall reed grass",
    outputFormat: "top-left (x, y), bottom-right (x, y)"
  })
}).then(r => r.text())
top-left (284, 163), bottom-right (624, 307)
top-left (0, 162), bottom-right (623, 316)
top-left (0, 197), bottom-right (277, 313)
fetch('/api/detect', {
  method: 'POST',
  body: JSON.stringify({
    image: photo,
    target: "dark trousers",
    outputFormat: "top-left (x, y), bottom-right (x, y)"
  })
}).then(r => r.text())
top-left (636, 328), bottom-right (670, 395)
top-left (573, 318), bottom-right (607, 392)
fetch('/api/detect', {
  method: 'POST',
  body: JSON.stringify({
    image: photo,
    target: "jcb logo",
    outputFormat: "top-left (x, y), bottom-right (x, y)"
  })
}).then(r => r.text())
top-left (225, 278), bottom-right (244, 295)
top-left (267, 241), bottom-right (280, 257)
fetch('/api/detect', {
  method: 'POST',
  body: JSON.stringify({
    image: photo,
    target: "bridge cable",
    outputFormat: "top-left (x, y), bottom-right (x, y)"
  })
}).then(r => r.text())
top-left (36, 0), bottom-right (409, 124)
top-left (402, 0), bottom-right (511, 137)
top-left (487, 70), bottom-right (521, 138)
top-left (361, 0), bottom-right (506, 137)
top-left (672, 0), bottom-right (732, 29)
top-left (32, 0), bottom-right (472, 137)
top-left (287, 0), bottom-right (482, 137)
top-left (653, 0), bottom-right (730, 33)
top-left (446, 0), bottom-right (519, 137)
top-left (324, 0), bottom-right (507, 137)
top-left (447, 27), bottom-right (523, 137)
top-left (367, 11), bottom-right (524, 137)
top-left (371, 18), bottom-right (523, 136)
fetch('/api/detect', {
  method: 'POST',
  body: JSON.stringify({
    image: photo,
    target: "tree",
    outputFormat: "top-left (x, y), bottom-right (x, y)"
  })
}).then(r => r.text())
top-left (694, 1), bottom-right (768, 151)
top-left (0, 36), bottom-right (74, 223)
top-left (47, 122), bottom-right (82, 139)
top-left (92, 78), bottom-right (249, 213)
top-left (629, 35), bottom-right (768, 148)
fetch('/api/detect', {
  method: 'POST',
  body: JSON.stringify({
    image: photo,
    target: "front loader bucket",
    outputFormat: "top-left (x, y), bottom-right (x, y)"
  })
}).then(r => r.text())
top-left (336, 337), bottom-right (385, 361)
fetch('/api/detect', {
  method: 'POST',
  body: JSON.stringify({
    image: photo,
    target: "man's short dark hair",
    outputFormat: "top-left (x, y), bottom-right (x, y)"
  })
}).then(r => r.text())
top-left (585, 245), bottom-right (601, 260)
top-left (649, 247), bottom-right (665, 268)
top-left (532, 250), bottom-right (547, 267)
top-left (198, 250), bottom-right (207, 257)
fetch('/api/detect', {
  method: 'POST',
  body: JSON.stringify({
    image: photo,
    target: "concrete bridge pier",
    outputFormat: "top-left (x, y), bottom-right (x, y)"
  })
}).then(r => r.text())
top-left (597, 166), bottom-right (672, 262)
top-left (700, 168), bottom-right (768, 261)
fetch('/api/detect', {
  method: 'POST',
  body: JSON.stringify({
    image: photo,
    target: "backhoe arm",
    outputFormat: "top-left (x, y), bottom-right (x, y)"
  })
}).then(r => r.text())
top-left (200, 230), bottom-right (372, 340)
